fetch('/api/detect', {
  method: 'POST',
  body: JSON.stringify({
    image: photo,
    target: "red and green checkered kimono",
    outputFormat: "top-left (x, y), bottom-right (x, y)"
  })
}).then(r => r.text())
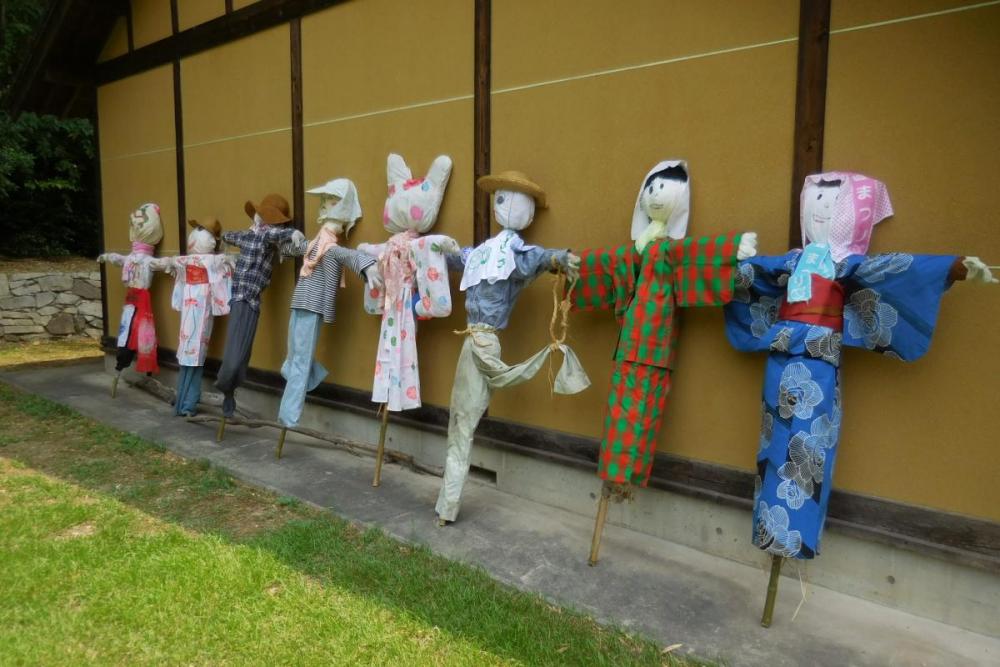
top-left (574, 232), bottom-right (742, 485)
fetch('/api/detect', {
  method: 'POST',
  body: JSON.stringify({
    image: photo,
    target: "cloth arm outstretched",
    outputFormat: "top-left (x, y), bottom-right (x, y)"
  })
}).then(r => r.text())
top-left (668, 232), bottom-right (742, 308)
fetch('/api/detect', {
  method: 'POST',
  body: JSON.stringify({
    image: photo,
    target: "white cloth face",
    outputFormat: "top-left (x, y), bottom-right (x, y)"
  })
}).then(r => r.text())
top-left (493, 190), bottom-right (535, 231)
top-left (129, 203), bottom-right (164, 245)
top-left (187, 228), bottom-right (216, 254)
top-left (630, 160), bottom-right (690, 245)
top-left (801, 180), bottom-right (840, 245)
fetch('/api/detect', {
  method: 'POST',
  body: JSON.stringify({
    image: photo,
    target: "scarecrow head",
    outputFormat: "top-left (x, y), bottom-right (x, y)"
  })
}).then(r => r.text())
top-left (630, 160), bottom-right (690, 252)
top-left (306, 178), bottom-right (363, 236)
top-left (800, 172), bottom-right (893, 260)
top-left (186, 217), bottom-right (222, 254)
top-left (129, 203), bottom-right (164, 246)
top-left (476, 170), bottom-right (547, 232)
top-left (383, 153), bottom-right (452, 234)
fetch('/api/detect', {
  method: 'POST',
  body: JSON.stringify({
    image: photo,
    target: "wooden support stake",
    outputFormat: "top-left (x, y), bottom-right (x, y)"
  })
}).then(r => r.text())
top-left (588, 481), bottom-right (612, 566)
top-left (216, 415), bottom-right (226, 442)
top-left (111, 372), bottom-right (121, 398)
top-left (761, 555), bottom-right (784, 628)
top-left (372, 405), bottom-right (390, 487)
top-left (276, 427), bottom-right (287, 459)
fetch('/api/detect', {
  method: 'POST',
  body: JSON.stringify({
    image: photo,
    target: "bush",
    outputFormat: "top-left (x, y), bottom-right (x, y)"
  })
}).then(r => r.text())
top-left (0, 111), bottom-right (99, 258)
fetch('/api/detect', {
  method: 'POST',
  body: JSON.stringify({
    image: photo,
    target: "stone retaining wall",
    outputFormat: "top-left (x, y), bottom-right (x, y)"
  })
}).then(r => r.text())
top-left (0, 271), bottom-right (103, 342)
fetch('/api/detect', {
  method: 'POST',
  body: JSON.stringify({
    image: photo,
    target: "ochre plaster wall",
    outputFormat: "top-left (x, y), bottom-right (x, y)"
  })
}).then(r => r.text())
top-left (97, 65), bottom-right (180, 356)
top-left (101, 1), bottom-right (1000, 521)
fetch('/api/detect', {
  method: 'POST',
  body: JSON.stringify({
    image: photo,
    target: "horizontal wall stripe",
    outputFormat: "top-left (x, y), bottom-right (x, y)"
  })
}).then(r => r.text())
top-left (830, 0), bottom-right (1000, 36)
top-left (100, 1), bottom-right (1000, 162)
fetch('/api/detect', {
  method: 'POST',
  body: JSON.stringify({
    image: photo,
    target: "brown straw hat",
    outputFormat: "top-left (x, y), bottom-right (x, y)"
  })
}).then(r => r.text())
top-left (188, 216), bottom-right (222, 238)
top-left (477, 170), bottom-right (547, 208)
top-left (244, 193), bottom-right (292, 224)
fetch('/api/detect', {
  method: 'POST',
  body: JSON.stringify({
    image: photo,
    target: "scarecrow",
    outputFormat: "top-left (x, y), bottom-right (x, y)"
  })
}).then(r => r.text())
top-left (723, 171), bottom-right (997, 627)
top-left (273, 178), bottom-right (383, 458)
top-left (572, 160), bottom-right (757, 565)
top-left (214, 193), bottom-right (304, 440)
top-left (435, 170), bottom-right (588, 525)
top-left (357, 153), bottom-right (459, 486)
top-left (158, 217), bottom-right (234, 417)
top-left (98, 202), bottom-right (169, 397)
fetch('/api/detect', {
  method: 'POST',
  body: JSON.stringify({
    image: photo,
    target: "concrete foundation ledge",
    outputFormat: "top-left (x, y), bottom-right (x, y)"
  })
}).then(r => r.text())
top-left (99, 356), bottom-right (1000, 640)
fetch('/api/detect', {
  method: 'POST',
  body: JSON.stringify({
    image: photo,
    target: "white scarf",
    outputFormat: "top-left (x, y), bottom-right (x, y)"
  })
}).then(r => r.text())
top-left (460, 230), bottom-right (535, 291)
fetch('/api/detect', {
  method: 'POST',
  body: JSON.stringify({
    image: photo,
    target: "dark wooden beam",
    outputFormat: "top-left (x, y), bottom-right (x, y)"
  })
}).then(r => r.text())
top-left (788, 0), bottom-right (831, 247)
top-left (290, 17), bottom-right (305, 275)
top-left (94, 97), bottom-right (109, 338)
top-left (290, 17), bottom-right (304, 234)
top-left (225, 0), bottom-right (234, 14)
top-left (96, 0), bottom-right (350, 85)
top-left (170, 0), bottom-right (179, 35)
top-left (173, 61), bottom-right (187, 253)
top-left (125, 0), bottom-right (134, 52)
top-left (473, 0), bottom-right (491, 244)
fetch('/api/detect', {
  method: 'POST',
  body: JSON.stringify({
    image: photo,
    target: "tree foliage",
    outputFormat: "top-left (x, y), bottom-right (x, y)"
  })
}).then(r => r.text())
top-left (0, 0), bottom-right (99, 258)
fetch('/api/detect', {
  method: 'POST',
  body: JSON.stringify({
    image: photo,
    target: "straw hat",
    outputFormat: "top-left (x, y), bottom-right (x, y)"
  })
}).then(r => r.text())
top-left (188, 216), bottom-right (222, 238)
top-left (244, 193), bottom-right (292, 224)
top-left (477, 170), bottom-right (547, 208)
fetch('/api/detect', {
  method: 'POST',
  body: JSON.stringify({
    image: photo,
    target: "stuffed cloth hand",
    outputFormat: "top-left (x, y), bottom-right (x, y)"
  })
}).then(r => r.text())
top-left (364, 264), bottom-right (385, 293)
top-left (737, 232), bottom-right (758, 260)
top-left (566, 252), bottom-right (582, 281)
top-left (290, 230), bottom-right (307, 247)
top-left (96, 254), bottom-right (107, 264)
top-left (962, 257), bottom-right (998, 284)
top-left (439, 237), bottom-right (462, 255)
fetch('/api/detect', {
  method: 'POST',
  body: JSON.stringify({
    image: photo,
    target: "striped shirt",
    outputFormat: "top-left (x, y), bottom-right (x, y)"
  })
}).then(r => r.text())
top-left (289, 238), bottom-right (375, 323)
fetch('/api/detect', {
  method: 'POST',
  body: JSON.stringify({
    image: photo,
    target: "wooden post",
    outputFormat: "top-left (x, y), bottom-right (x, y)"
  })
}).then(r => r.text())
top-left (275, 427), bottom-right (288, 459)
top-left (473, 0), bottom-right (491, 245)
top-left (111, 371), bottom-right (121, 398)
top-left (216, 415), bottom-right (226, 442)
top-left (588, 481), bottom-right (612, 566)
top-left (761, 555), bottom-right (783, 628)
top-left (787, 0), bottom-right (832, 247)
top-left (372, 405), bottom-right (390, 487)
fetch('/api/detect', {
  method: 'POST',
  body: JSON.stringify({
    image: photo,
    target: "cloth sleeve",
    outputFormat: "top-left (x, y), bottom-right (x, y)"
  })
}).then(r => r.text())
top-left (572, 243), bottom-right (635, 312)
top-left (511, 247), bottom-right (568, 281)
top-left (841, 253), bottom-right (957, 361)
top-left (412, 234), bottom-right (453, 320)
top-left (102, 253), bottom-right (127, 266)
top-left (326, 245), bottom-right (377, 278)
top-left (668, 232), bottom-right (742, 308)
top-left (222, 230), bottom-right (251, 249)
top-left (723, 251), bottom-right (800, 353)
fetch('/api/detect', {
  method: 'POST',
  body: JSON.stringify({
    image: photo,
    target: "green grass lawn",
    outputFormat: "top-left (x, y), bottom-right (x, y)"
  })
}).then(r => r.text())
top-left (0, 380), bottom-right (703, 666)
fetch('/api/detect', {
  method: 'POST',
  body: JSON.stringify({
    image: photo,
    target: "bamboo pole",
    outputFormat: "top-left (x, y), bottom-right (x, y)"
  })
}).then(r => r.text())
top-left (111, 371), bottom-right (121, 398)
top-left (216, 416), bottom-right (226, 442)
top-left (761, 555), bottom-right (783, 628)
top-left (372, 405), bottom-right (390, 487)
top-left (275, 428), bottom-right (287, 459)
top-left (588, 481), bottom-right (612, 566)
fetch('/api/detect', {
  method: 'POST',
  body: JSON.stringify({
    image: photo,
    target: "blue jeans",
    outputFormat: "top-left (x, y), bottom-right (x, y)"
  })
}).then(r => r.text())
top-left (175, 365), bottom-right (204, 416)
top-left (277, 309), bottom-right (328, 427)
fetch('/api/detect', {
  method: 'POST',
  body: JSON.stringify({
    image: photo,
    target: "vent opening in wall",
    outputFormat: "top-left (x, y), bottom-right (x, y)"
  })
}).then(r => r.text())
top-left (468, 465), bottom-right (497, 486)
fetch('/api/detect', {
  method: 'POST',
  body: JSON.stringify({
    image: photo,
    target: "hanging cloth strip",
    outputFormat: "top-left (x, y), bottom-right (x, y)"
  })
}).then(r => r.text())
top-left (453, 274), bottom-right (590, 395)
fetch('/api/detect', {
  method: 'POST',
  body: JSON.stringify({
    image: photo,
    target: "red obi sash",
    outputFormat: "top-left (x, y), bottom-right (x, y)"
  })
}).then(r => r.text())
top-left (778, 273), bottom-right (844, 331)
top-left (186, 265), bottom-right (209, 285)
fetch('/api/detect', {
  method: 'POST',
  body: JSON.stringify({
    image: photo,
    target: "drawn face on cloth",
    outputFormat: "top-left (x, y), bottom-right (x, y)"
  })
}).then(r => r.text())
top-left (187, 227), bottom-right (217, 254)
top-left (799, 171), bottom-right (894, 260)
top-left (129, 203), bottom-right (164, 246)
top-left (631, 160), bottom-right (690, 252)
top-left (493, 190), bottom-right (535, 231)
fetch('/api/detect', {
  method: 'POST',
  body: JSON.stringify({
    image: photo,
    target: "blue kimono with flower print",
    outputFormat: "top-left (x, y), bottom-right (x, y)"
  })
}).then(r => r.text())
top-left (725, 250), bottom-right (957, 559)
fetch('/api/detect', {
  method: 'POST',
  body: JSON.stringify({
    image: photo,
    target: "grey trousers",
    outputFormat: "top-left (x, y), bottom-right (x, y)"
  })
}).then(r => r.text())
top-left (214, 300), bottom-right (260, 415)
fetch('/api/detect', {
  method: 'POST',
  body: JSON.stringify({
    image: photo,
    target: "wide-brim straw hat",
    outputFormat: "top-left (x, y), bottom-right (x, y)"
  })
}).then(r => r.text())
top-left (477, 170), bottom-right (547, 208)
top-left (188, 216), bottom-right (222, 238)
top-left (244, 193), bottom-right (292, 224)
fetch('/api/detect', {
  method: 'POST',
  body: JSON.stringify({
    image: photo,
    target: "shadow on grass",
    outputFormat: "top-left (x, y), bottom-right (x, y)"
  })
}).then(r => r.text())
top-left (0, 382), bottom-right (706, 667)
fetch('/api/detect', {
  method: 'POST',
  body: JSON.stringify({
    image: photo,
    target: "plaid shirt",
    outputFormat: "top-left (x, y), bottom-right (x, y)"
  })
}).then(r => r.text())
top-left (574, 232), bottom-right (741, 368)
top-left (223, 224), bottom-right (297, 311)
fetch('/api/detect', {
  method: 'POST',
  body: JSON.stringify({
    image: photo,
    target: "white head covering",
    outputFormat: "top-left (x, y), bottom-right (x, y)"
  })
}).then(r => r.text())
top-left (187, 227), bottom-right (216, 254)
top-left (493, 190), bottom-right (535, 231)
top-left (630, 159), bottom-right (690, 243)
top-left (307, 178), bottom-right (363, 234)
top-left (129, 202), bottom-right (164, 246)
top-left (800, 171), bottom-right (894, 261)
